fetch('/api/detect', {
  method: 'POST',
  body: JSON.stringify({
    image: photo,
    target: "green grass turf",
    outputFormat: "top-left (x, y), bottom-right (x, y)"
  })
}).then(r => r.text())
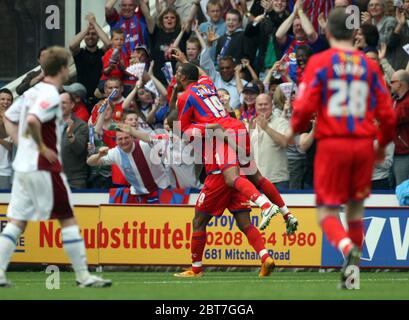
top-left (0, 271), bottom-right (408, 300)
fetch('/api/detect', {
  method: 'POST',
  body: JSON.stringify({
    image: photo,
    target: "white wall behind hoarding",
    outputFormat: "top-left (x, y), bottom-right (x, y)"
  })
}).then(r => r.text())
top-left (0, 192), bottom-right (400, 207)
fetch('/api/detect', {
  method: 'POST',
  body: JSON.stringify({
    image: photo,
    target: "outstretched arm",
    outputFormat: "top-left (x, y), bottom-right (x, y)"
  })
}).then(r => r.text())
top-left (94, 99), bottom-right (112, 135)
top-left (139, 0), bottom-right (155, 34)
top-left (116, 122), bottom-right (152, 143)
top-left (105, 0), bottom-right (118, 17)
top-left (192, 20), bottom-right (207, 53)
top-left (241, 58), bottom-right (259, 81)
top-left (183, 0), bottom-right (200, 31)
top-left (87, 146), bottom-right (110, 166)
top-left (69, 26), bottom-right (89, 56)
top-left (155, 0), bottom-right (163, 17)
top-left (263, 64), bottom-right (276, 91)
top-left (123, 79), bottom-right (142, 110)
top-left (171, 28), bottom-right (187, 52)
top-left (234, 64), bottom-right (244, 94)
top-left (172, 47), bottom-right (209, 79)
top-left (147, 61), bottom-right (168, 97)
top-left (172, 47), bottom-right (189, 64)
top-left (297, 7), bottom-right (318, 43)
top-left (87, 13), bottom-right (111, 51)
top-left (146, 103), bottom-right (160, 125)
top-left (276, 12), bottom-right (296, 44)
top-left (169, 86), bottom-right (178, 111)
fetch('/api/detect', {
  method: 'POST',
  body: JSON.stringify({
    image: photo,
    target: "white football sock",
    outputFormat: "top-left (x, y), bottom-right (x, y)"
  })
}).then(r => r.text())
top-left (254, 195), bottom-right (272, 209)
top-left (259, 249), bottom-right (269, 258)
top-left (279, 206), bottom-right (290, 215)
top-left (61, 225), bottom-right (90, 282)
top-left (338, 237), bottom-right (353, 256)
top-left (0, 223), bottom-right (23, 272)
top-left (192, 262), bottom-right (202, 268)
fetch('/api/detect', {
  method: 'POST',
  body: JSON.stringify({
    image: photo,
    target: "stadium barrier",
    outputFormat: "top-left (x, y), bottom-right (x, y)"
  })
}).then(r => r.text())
top-left (0, 204), bottom-right (408, 268)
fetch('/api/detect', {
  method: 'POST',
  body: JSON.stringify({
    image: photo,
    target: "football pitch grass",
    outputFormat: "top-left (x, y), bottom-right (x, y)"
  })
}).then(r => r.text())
top-left (0, 271), bottom-right (408, 300)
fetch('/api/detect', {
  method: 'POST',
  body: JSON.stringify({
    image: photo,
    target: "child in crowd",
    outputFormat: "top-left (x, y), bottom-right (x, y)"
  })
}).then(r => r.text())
top-left (96, 29), bottom-right (129, 98)
top-left (186, 37), bottom-right (202, 64)
top-left (199, 0), bottom-right (226, 63)
top-left (90, 78), bottom-right (125, 124)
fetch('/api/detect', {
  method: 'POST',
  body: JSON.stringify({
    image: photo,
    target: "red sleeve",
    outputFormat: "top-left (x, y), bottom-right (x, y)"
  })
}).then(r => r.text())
top-left (102, 50), bottom-right (112, 69)
top-left (74, 107), bottom-right (90, 123)
top-left (291, 56), bottom-right (321, 134)
top-left (167, 77), bottom-right (177, 103)
top-left (120, 52), bottom-right (130, 68)
top-left (90, 104), bottom-right (99, 125)
top-left (370, 62), bottom-right (396, 147)
top-left (177, 92), bottom-right (193, 133)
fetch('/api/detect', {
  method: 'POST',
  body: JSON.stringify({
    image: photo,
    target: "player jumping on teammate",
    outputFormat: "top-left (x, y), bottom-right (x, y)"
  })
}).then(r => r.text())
top-left (171, 52), bottom-right (298, 235)
top-left (170, 59), bottom-right (299, 277)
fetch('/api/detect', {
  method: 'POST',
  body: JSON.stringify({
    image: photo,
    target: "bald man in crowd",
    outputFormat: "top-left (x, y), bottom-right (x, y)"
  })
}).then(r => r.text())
top-left (390, 70), bottom-right (409, 186)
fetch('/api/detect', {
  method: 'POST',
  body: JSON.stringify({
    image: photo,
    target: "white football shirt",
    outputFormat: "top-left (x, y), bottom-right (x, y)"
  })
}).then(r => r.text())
top-left (5, 82), bottom-right (63, 173)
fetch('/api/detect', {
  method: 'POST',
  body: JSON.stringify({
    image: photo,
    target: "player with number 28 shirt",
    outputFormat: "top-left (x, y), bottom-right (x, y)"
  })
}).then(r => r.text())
top-left (288, 8), bottom-right (396, 289)
top-left (291, 38), bottom-right (395, 206)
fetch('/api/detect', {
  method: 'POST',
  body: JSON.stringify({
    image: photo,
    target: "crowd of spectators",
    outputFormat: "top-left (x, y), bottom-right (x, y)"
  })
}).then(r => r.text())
top-left (1, 0), bottom-right (409, 196)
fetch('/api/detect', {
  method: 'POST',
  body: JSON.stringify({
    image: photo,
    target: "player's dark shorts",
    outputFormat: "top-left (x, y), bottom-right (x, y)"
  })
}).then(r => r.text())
top-left (314, 138), bottom-right (374, 206)
top-left (196, 174), bottom-right (251, 216)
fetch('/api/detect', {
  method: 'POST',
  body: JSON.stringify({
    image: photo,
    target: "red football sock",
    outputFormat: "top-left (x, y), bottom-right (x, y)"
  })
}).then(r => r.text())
top-left (321, 216), bottom-right (352, 256)
top-left (257, 177), bottom-right (286, 208)
top-left (348, 220), bottom-right (364, 250)
top-left (191, 231), bottom-right (206, 273)
top-left (232, 176), bottom-right (263, 205)
top-left (243, 225), bottom-right (269, 263)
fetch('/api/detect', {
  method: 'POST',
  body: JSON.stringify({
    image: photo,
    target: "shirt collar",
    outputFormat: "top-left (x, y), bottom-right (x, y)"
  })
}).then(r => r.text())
top-left (397, 89), bottom-right (409, 101)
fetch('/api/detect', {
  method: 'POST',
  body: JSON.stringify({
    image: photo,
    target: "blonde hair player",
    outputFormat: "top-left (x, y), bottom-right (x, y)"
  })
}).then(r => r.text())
top-left (0, 46), bottom-right (112, 288)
